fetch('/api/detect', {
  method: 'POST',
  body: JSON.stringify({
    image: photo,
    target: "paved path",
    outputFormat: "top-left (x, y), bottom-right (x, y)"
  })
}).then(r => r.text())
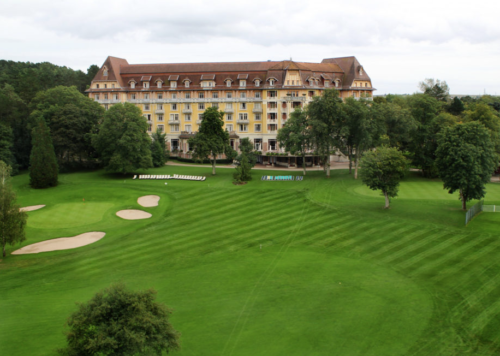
top-left (165, 161), bottom-right (351, 171)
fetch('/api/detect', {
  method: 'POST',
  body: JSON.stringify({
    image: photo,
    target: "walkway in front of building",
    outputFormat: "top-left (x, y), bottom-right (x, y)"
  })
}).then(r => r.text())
top-left (165, 161), bottom-right (351, 171)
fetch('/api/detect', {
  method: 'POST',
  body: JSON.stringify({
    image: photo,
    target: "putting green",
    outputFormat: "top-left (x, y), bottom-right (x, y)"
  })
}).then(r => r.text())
top-left (170, 250), bottom-right (432, 355)
top-left (27, 202), bottom-right (115, 229)
top-left (353, 181), bottom-right (459, 200)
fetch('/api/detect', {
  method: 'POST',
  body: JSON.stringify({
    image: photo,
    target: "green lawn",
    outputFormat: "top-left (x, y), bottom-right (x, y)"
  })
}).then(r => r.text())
top-left (2, 167), bottom-right (500, 355)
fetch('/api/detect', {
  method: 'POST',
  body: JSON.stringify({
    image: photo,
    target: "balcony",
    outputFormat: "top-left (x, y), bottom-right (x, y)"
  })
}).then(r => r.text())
top-left (96, 99), bottom-right (121, 104)
top-left (196, 120), bottom-right (203, 124)
top-left (253, 106), bottom-right (263, 113)
top-left (267, 118), bottom-right (278, 123)
top-left (267, 107), bottom-right (278, 113)
top-left (281, 96), bottom-right (306, 102)
top-left (236, 119), bottom-right (249, 124)
top-left (155, 109), bottom-right (165, 114)
top-left (224, 107), bottom-right (234, 113)
top-left (168, 120), bottom-right (180, 125)
top-left (182, 108), bottom-right (192, 114)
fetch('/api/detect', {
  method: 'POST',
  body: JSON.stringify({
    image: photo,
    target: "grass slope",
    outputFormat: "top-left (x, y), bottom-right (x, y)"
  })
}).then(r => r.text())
top-left (1, 167), bottom-right (500, 355)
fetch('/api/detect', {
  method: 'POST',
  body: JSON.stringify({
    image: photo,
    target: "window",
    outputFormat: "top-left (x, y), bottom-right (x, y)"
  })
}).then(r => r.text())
top-left (172, 125), bottom-right (179, 132)
top-left (112, 84), bottom-right (115, 88)
top-left (148, 124), bottom-right (152, 132)
top-left (240, 103), bottom-right (247, 110)
top-left (96, 84), bottom-right (100, 89)
top-left (335, 80), bottom-right (340, 88)
top-left (172, 104), bottom-right (177, 110)
top-left (212, 103), bottom-right (219, 108)
top-left (172, 93), bottom-right (177, 99)
top-left (365, 83), bottom-right (368, 87)
top-left (131, 94), bottom-right (136, 100)
top-left (185, 81), bottom-right (190, 88)
top-left (308, 91), bottom-right (314, 97)
top-left (185, 103), bottom-right (191, 110)
top-left (226, 114), bottom-right (233, 121)
top-left (255, 124), bottom-right (261, 132)
top-left (240, 92), bottom-right (246, 98)
top-left (144, 104), bottom-right (150, 111)
top-left (255, 80), bottom-right (260, 87)
top-left (185, 124), bottom-right (192, 132)
top-left (104, 104), bottom-right (109, 110)
top-left (185, 114), bottom-right (191, 121)
top-left (226, 80), bottom-right (231, 87)
top-left (158, 115), bottom-right (164, 121)
top-left (157, 124), bottom-right (164, 132)
top-left (198, 114), bottom-right (204, 121)
top-left (157, 81), bottom-right (162, 88)
top-left (254, 139), bottom-right (262, 151)
top-left (144, 94), bottom-right (149, 99)
top-left (104, 84), bottom-right (107, 89)
top-left (157, 104), bottom-right (163, 110)
top-left (144, 82), bottom-right (149, 88)
top-left (185, 92), bottom-right (191, 99)
top-left (269, 139), bottom-right (277, 150)
top-left (144, 114), bottom-right (152, 121)
top-left (103, 69), bottom-right (108, 76)
top-left (131, 82), bottom-right (135, 89)
top-left (240, 80), bottom-right (246, 87)
top-left (170, 114), bottom-right (179, 121)
top-left (226, 92), bottom-right (232, 98)
top-left (226, 124), bottom-right (233, 132)
top-left (255, 114), bottom-right (261, 121)
top-left (113, 94), bottom-right (118, 100)
top-left (255, 92), bottom-right (261, 98)
top-left (325, 81), bottom-right (329, 87)
top-left (171, 139), bottom-right (179, 151)
top-left (104, 94), bottom-right (108, 99)
top-left (292, 80), bottom-right (295, 85)
top-left (157, 94), bottom-right (163, 99)
top-left (198, 92), bottom-right (204, 99)
top-left (269, 79), bottom-right (274, 86)
top-left (226, 103), bottom-right (233, 110)
top-left (268, 102), bottom-right (277, 109)
top-left (201, 81), bottom-right (214, 88)
top-left (212, 92), bottom-right (218, 98)
top-left (239, 113), bottom-right (248, 121)
top-left (353, 92), bottom-right (357, 98)
top-left (268, 91), bottom-right (277, 98)
top-left (239, 124), bottom-right (248, 132)
top-left (268, 124), bottom-right (278, 132)
top-left (198, 103), bottom-right (205, 110)
top-left (171, 81), bottom-right (177, 88)
top-left (269, 113), bottom-right (277, 120)
top-left (287, 80), bottom-right (290, 85)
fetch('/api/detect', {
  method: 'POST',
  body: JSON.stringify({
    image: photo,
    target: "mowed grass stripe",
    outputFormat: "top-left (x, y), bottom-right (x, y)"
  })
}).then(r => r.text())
top-left (334, 221), bottom-right (403, 249)
top-left (294, 217), bottom-right (360, 246)
top-left (355, 224), bottom-right (420, 255)
top-left (410, 234), bottom-right (491, 278)
top-left (379, 229), bottom-right (453, 264)
top-left (396, 233), bottom-right (469, 270)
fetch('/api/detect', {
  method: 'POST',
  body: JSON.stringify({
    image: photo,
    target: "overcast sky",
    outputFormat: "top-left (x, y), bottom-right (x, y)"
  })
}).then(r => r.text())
top-left (1, 0), bottom-right (499, 95)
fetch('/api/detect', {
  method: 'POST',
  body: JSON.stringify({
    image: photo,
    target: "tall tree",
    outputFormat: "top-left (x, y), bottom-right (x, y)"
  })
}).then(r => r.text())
top-left (308, 89), bottom-right (346, 178)
top-left (92, 103), bottom-right (153, 174)
top-left (436, 122), bottom-right (498, 211)
top-left (463, 103), bottom-right (500, 156)
top-left (151, 128), bottom-right (167, 167)
top-left (29, 86), bottom-right (104, 168)
top-left (371, 101), bottom-right (416, 150)
top-left (236, 137), bottom-right (258, 167)
top-left (360, 147), bottom-right (409, 209)
top-left (0, 161), bottom-right (27, 257)
top-left (448, 97), bottom-right (465, 116)
top-left (277, 108), bottom-right (311, 175)
top-left (58, 283), bottom-right (180, 356)
top-left (188, 107), bottom-right (231, 175)
top-left (419, 78), bottom-right (450, 102)
top-left (0, 124), bottom-right (15, 170)
top-left (29, 114), bottom-right (58, 188)
top-left (233, 151), bottom-right (252, 183)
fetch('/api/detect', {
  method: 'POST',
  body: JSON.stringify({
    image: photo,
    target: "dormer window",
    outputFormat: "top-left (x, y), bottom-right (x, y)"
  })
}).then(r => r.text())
top-left (226, 80), bottom-right (232, 87)
top-left (131, 82), bottom-right (135, 89)
top-left (171, 81), bottom-right (177, 88)
top-left (269, 79), bottom-right (274, 86)
top-left (335, 80), bottom-right (340, 88)
top-left (239, 80), bottom-right (246, 87)
top-left (255, 80), bottom-right (260, 87)
top-left (144, 82), bottom-right (149, 88)
top-left (156, 80), bottom-right (163, 89)
top-left (103, 67), bottom-right (108, 76)
top-left (325, 81), bottom-right (329, 88)
top-left (359, 66), bottom-right (364, 75)
top-left (185, 81), bottom-right (190, 88)
top-left (201, 81), bottom-right (214, 88)
top-left (96, 84), bottom-right (100, 89)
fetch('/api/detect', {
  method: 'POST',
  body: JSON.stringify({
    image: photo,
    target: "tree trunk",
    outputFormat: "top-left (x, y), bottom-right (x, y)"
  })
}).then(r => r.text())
top-left (354, 149), bottom-right (359, 180)
top-left (212, 155), bottom-right (216, 175)
top-left (302, 154), bottom-right (306, 175)
top-left (2, 233), bottom-right (5, 257)
top-left (384, 191), bottom-right (390, 209)
top-left (460, 189), bottom-right (467, 211)
top-left (326, 158), bottom-right (331, 178)
top-left (348, 147), bottom-right (352, 174)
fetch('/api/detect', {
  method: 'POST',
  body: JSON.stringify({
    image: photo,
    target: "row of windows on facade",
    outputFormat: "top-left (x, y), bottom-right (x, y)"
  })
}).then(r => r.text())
top-left (150, 123), bottom-right (277, 134)
top-left (170, 138), bottom-right (275, 152)
top-left (142, 102), bottom-right (263, 111)
top-left (93, 90), bottom-right (322, 101)
top-left (145, 112), bottom-right (265, 122)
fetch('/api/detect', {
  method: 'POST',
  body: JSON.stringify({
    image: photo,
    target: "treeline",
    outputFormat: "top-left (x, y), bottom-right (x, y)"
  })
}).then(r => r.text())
top-left (278, 81), bottom-right (500, 181)
top-left (0, 60), bottom-right (99, 173)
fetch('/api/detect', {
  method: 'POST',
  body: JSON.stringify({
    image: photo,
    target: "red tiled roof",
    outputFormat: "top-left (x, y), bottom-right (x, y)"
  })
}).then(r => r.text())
top-left (141, 76), bottom-right (152, 81)
top-left (168, 75), bottom-right (179, 81)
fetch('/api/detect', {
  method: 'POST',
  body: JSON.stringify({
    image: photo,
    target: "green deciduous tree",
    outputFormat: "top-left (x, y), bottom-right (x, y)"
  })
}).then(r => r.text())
top-left (0, 161), bottom-right (27, 257)
top-left (463, 103), bottom-right (500, 156)
top-left (92, 103), bottom-right (153, 174)
top-left (236, 137), bottom-right (258, 167)
top-left (360, 147), bottom-right (409, 209)
top-left (0, 124), bottom-right (15, 170)
top-left (371, 101), bottom-right (416, 150)
top-left (308, 89), bottom-right (346, 178)
top-left (188, 107), bottom-right (231, 175)
top-left (448, 97), bottom-right (465, 116)
top-left (151, 128), bottom-right (167, 167)
top-left (233, 151), bottom-right (252, 183)
top-left (58, 283), bottom-right (180, 356)
top-left (29, 114), bottom-right (58, 188)
top-left (29, 86), bottom-right (104, 169)
top-left (277, 108), bottom-right (311, 175)
top-left (419, 78), bottom-right (450, 102)
top-left (436, 122), bottom-right (498, 211)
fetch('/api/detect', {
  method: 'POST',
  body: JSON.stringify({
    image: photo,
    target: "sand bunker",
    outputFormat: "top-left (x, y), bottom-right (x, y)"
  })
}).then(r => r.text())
top-left (137, 195), bottom-right (160, 207)
top-left (12, 232), bottom-right (106, 255)
top-left (20, 205), bottom-right (45, 212)
top-left (116, 209), bottom-right (152, 220)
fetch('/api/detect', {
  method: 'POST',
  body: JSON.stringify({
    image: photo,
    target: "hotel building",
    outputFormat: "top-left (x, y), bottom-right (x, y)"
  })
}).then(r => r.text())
top-left (87, 56), bottom-right (374, 159)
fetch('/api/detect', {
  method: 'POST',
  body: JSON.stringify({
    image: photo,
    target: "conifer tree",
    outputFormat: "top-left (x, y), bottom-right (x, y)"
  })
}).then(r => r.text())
top-left (233, 151), bottom-right (252, 183)
top-left (29, 114), bottom-right (58, 188)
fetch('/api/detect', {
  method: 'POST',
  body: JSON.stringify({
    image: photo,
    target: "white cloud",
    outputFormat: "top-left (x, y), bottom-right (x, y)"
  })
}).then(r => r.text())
top-left (1, 0), bottom-right (500, 94)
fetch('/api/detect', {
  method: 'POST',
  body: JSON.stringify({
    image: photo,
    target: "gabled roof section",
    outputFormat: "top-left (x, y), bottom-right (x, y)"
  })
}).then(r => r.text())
top-left (322, 56), bottom-right (371, 88)
top-left (201, 74), bottom-right (215, 80)
top-left (168, 75), bottom-right (179, 81)
top-left (93, 56), bottom-right (129, 87)
top-left (141, 76), bottom-right (152, 81)
top-left (237, 74), bottom-right (248, 79)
